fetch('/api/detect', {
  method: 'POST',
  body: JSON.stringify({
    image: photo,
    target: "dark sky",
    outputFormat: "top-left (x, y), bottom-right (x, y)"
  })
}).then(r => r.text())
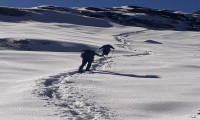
top-left (1, 0), bottom-right (200, 13)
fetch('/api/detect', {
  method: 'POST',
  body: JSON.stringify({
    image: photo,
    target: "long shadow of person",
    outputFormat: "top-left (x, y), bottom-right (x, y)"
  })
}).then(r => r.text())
top-left (93, 70), bottom-right (160, 78)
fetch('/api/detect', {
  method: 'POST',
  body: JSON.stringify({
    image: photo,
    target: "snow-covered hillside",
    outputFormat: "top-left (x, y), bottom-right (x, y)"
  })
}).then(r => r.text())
top-left (0, 6), bottom-right (200, 120)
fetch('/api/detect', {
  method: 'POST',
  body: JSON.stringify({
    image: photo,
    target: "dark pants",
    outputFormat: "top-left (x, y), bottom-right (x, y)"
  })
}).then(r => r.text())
top-left (79, 58), bottom-right (93, 72)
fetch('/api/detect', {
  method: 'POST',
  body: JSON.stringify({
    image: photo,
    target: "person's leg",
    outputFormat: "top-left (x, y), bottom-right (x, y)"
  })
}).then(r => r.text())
top-left (85, 59), bottom-right (93, 71)
top-left (79, 59), bottom-right (87, 72)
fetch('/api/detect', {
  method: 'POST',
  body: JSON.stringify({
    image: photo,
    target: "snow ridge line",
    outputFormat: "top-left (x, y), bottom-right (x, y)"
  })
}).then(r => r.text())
top-left (33, 57), bottom-right (114, 120)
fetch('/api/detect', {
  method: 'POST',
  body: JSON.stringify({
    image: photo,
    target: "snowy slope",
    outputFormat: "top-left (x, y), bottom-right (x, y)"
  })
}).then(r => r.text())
top-left (0, 6), bottom-right (200, 120)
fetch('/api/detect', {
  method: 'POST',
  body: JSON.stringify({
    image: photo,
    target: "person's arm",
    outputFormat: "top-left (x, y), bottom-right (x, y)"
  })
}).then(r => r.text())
top-left (95, 52), bottom-right (103, 57)
top-left (99, 46), bottom-right (103, 49)
top-left (109, 45), bottom-right (115, 49)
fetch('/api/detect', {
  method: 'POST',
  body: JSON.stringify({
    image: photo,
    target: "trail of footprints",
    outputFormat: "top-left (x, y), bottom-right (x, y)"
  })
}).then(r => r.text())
top-left (33, 59), bottom-right (114, 119)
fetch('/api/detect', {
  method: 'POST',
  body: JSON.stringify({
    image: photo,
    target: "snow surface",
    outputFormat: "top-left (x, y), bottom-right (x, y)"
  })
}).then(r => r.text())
top-left (0, 8), bottom-right (200, 120)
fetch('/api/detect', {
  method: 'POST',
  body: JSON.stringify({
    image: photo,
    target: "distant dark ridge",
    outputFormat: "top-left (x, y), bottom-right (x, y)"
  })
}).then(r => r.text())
top-left (85, 7), bottom-right (105, 11)
top-left (194, 10), bottom-right (200, 15)
top-left (127, 5), bottom-right (188, 20)
top-left (36, 5), bottom-right (74, 12)
top-left (0, 7), bottom-right (30, 16)
top-left (75, 5), bottom-right (200, 31)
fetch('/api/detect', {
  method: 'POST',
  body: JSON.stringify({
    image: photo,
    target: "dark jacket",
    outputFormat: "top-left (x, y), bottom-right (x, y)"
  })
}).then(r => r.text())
top-left (81, 49), bottom-right (102, 60)
top-left (99, 44), bottom-right (115, 55)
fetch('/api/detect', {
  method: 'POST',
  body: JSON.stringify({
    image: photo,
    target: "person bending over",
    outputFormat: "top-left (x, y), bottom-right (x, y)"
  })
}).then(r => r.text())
top-left (79, 49), bottom-right (102, 73)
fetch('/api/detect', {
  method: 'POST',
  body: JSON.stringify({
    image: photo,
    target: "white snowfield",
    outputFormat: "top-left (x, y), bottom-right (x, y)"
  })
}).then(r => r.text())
top-left (0, 8), bottom-right (200, 120)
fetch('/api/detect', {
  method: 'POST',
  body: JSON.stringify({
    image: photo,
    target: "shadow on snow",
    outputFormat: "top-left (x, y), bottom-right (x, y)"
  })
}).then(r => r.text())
top-left (94, 70), bottom-right (160, 78)
top-left (0, 38), bottom-right (97, 52)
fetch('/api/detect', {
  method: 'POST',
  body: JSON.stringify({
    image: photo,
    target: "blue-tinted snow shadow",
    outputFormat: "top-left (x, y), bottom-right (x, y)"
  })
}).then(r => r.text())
top-left (94, 70), bottom-right (160, 78)
top-left (0, 38), bottom-right (97, 52)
